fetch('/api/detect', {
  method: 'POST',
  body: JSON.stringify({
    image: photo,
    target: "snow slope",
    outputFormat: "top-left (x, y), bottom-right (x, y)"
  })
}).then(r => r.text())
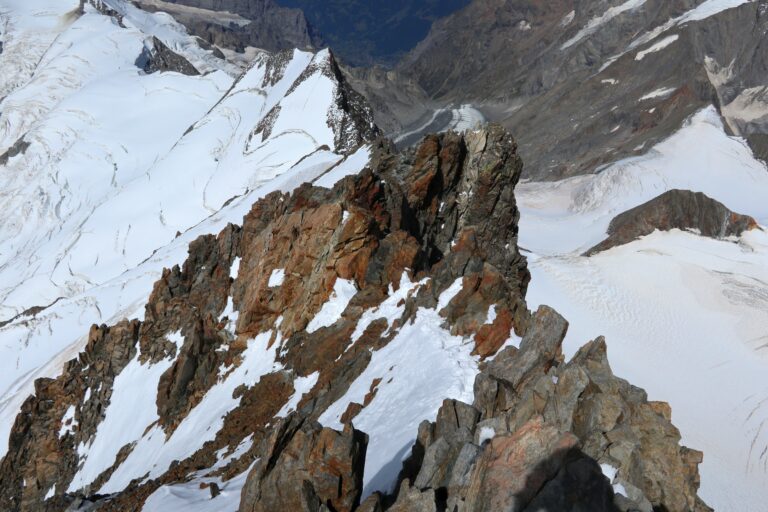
top-left (320, 277), bottom-right (478, 498)
top-left (0, 0), bottom-right (371, 462)
top-left (517, 107), bottom-right (768, 511)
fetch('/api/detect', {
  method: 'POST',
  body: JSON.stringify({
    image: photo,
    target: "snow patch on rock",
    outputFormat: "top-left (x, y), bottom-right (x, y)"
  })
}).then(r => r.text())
top-left (276, 371), bottom-right (319, 418)
top-left (97, 331), bottom-right (281, 493)
top-left (58, 405), bottom-right (77, 438)
top-left (268, 268), bottom-right (285, 288)
top-left (635, 34), bottom-right (679, 60)
top-left (306, 278), bottom-right (358, 333)
top-left (562, 0), bottom-right (648, 49)
top-left (68, 347), bottom-right (180, 492)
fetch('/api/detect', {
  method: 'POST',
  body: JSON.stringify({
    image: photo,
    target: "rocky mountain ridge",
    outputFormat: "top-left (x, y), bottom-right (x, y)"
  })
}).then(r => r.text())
top-left (0, 1), bottom-right (764, 511)
top-left (0, 125), bottom-right (708, 511)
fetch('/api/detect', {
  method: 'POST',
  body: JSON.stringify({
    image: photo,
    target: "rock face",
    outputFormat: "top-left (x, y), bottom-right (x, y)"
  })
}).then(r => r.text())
top-left (239, 416), bottom-right (368, 512)
top-left (277, 0), bottom-right (472, 66)
top-left (136, 36), bottom-right (200, 75)
top-left (341, 65), bottom-right (435, 136)
top-left (135, 0), bottom-right (321, 53)
top-left (747, 133), bottom-right (768, 164)
top-left (0, 125), bottom-right (708, 511)
top-left (387, 306), bottom-right (711, 512)
top-left (393, 0), bottom-right (768, 179)
top-left (585, 189), bottom-right (759, 255)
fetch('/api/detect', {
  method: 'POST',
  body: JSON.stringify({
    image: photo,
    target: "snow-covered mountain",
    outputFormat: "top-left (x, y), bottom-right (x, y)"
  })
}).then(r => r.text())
top-left (0, 0), bottom-right (374, 485)
top-left (0, 0), bottom-right (766, 511)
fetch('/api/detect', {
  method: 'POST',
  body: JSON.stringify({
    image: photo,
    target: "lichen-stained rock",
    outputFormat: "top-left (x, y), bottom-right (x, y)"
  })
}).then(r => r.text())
top-left (584, 189), bottom-right (759, 256)
top-left (238, 416), bottom-right (368, 512)
top-left (463, 417), bottom-right (580, 512)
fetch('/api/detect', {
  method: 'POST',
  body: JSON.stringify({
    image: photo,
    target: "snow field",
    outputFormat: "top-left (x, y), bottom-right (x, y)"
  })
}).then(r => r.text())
top-left (518, 107), bottom-right (768, 511)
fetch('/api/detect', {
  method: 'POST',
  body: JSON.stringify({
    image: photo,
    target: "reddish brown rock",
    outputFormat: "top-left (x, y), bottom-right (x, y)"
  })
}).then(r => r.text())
top-left (474, 306), bottom-right (514, 358)
top-left (238, 417), bottom-right (368, 512)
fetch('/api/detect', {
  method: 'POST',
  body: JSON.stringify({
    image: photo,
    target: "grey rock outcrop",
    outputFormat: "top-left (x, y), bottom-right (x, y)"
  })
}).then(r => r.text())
top-left (585, 189), bottom-right (759, 255)
top-left (136, 36), bottom-right (200, 75)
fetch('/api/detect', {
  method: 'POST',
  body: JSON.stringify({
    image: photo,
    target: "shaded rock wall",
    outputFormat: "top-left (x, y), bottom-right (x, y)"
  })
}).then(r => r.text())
top-left (140, 0), bottom-right (320, 53)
